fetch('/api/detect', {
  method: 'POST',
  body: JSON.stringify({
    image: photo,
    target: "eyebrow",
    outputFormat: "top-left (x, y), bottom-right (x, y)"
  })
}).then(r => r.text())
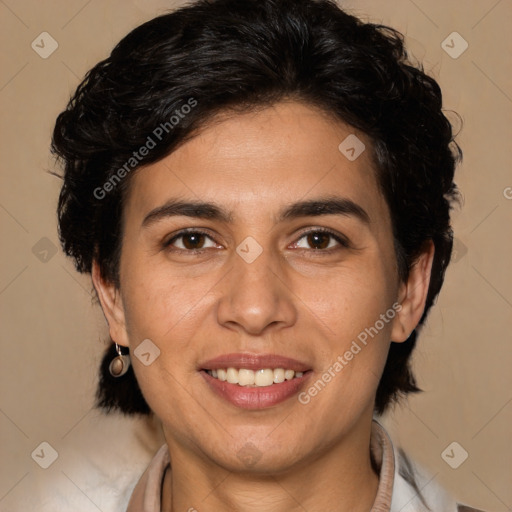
top-left (141, 196), bottom-right (370, 228)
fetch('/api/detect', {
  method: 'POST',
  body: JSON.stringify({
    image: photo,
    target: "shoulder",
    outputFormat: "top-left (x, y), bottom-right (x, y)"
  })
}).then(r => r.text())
top-left (391, 445), bottom-right (486, 512)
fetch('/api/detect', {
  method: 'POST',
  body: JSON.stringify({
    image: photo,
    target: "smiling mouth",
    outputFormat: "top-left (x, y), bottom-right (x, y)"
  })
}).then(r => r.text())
top-left (203, 368), bottom-right (309, 387)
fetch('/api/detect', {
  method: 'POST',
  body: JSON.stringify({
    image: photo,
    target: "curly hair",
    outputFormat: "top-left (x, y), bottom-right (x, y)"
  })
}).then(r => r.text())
top-left (52, 0), bottom-right (461, 416)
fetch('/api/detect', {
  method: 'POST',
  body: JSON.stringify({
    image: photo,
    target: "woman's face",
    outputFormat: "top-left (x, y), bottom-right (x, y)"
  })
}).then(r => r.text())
top-left (99, 101), bottom-right (417, 473)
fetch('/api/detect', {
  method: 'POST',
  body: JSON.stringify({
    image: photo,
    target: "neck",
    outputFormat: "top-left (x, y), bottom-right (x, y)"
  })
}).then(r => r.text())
top-left (161, 417), bottom-right (380, 512)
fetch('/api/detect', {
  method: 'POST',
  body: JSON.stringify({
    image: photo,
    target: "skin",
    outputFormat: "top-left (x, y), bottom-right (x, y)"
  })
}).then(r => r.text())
top-left (93, 101), bottom-right (434, 512)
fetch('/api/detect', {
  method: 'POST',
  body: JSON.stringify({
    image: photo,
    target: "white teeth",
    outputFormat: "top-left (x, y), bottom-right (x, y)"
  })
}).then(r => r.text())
top-left (207, 367), bottom-right (306, 387)
top-left (226, 367), bottom-right (239, 384)
top-left (238, 369), bottom-right (255, 386)
top-left (273, 368), bottom-right (285, 383)
top-left (255, 369), bottom-right (274, 387)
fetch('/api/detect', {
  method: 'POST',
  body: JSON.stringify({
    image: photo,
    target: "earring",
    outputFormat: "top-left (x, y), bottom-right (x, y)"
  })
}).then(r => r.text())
top-left (109, 343), bottom-right (131, 377)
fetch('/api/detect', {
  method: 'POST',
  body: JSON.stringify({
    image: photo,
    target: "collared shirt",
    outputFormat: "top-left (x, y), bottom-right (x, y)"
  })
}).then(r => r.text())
top-left (125, 420), bottom-right (484, 512)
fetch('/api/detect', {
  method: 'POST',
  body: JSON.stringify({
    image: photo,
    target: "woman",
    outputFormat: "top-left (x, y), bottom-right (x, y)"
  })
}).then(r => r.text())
top-left (52, 0), bottom-right (483, 510)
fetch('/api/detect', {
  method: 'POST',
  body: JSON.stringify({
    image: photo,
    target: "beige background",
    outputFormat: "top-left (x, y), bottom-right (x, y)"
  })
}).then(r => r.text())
top-left (1, 0), bottom-right (511, 510)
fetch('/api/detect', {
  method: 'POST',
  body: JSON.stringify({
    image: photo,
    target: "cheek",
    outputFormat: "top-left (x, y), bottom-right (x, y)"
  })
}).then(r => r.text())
top-left (296, 255), bottom-right (397, 344)
top-left (293, 251), bottom-right (398, 401)
top-left (118, 262), bottom-right (212, 417)
top-left (121, 269), bottom-right (208, 343)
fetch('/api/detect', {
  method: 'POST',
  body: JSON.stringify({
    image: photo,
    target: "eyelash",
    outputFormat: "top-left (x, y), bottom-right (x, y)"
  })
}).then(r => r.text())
top-left (163, 227), bottom-right (350, 254)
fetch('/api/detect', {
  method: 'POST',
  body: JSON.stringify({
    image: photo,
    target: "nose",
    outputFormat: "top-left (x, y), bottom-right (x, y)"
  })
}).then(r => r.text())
top-left (216, 245), bottom-right (298, 336)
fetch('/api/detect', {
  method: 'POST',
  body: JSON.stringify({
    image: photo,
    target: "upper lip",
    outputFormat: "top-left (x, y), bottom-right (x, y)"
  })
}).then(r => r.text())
top-left (199, 353), bottom-right (311, 372)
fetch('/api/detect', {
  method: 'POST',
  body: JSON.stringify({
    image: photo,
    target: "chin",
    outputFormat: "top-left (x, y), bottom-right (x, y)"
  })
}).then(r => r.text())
top-left (214, 448), bottom-right (304, 475)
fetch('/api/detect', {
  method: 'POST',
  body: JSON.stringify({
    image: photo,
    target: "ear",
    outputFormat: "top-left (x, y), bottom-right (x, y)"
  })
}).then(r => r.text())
top-left (391, 240), bottom-right (435, 343)
top-left (92, 260), bottom-right (129, 348)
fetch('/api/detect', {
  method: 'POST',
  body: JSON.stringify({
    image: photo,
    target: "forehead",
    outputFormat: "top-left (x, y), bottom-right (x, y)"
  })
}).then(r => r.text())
top-left (124, 101), bottom-right (387, 225)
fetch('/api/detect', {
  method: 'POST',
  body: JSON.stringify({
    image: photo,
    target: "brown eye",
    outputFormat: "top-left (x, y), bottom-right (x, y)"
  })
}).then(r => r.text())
top-left (164, 230), bottom-right (217, 251)
top-left (294, 229), bottom-right (349, 251)
top-left (181, 233), bottom-right (206, 249)
top-left (306, 232), bottom-right (331, 249)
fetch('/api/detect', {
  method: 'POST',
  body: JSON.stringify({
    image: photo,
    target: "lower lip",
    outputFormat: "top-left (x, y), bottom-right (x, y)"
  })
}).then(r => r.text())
top-left (200, 371), bottom-right (311, 409)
